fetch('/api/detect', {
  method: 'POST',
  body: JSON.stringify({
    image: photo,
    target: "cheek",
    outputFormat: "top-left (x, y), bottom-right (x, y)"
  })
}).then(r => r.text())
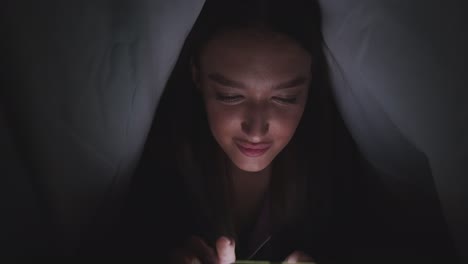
top-left (204, 101), bottom-right (240, 142)
top-left (270, 107), bottom-right (305, 144)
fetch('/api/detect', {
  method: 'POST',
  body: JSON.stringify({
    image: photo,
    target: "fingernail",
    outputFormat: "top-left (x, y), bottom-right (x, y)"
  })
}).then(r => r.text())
top-left (220, 236), bottom-right (231, 245)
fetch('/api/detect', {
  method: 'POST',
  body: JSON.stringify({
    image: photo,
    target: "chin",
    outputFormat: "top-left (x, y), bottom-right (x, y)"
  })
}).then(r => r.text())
top-left (233, 159), bottom-right (270, 172)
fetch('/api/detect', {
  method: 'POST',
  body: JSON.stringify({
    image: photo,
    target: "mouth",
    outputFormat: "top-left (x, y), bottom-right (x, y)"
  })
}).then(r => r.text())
top-left (235, 140), bottom-right (272, 157)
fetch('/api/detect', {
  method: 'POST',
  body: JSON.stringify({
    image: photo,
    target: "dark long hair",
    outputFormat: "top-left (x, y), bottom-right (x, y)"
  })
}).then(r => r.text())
top-left (138, 0), bottom-right (337, 248)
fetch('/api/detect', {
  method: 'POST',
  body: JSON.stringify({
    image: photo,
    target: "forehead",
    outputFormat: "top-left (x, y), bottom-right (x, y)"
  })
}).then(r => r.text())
top-left (199, 29), bottom-right (311, 82)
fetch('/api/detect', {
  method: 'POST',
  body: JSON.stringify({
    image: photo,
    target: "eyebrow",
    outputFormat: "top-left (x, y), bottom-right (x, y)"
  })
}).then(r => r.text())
top-left (207, 73), bottom-right (308, 90)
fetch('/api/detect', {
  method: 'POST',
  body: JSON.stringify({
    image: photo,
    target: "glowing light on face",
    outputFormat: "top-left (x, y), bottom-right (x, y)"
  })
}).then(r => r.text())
top-left (193, 29), bottom-right (311, 172)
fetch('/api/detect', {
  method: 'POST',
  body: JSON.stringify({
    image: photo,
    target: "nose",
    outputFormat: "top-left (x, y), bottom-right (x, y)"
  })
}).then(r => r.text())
top-left (241, 103), bottom-right (269, 142)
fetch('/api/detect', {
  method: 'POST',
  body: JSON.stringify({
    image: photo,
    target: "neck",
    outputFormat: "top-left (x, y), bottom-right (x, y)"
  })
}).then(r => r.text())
top-left (229, 162), bottom-right (272, 196)
top-left (228, 161), bottom-right (272, 233)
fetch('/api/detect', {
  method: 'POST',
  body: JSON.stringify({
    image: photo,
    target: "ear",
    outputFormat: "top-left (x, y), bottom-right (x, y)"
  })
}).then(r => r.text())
top-left (190, 57), bottom-right (201, 91)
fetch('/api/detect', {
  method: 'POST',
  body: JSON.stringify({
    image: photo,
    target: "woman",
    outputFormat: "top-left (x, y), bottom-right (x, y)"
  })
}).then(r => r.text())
top-left (127, 0), bottom-right (352, 262)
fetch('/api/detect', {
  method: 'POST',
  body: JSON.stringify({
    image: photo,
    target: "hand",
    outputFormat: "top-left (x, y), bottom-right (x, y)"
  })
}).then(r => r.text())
top-left (170, 236), bottom-right (236, 264)
top-left (284, 250), bottom-right (315, 263)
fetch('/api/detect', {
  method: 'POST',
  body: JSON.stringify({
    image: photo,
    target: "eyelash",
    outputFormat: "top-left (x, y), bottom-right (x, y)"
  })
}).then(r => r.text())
top-left (215, 93), bottom-right (297, 104)
top-left (275, 97), bottom-right (297, 104)
top-left (215, 94), bottom-right (243, 103)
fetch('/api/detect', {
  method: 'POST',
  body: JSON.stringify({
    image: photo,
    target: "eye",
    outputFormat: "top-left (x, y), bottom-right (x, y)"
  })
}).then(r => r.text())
top-left (215, 93), bottom-right (244, 103)
top-left (273, 96), bottom-right (298, 104)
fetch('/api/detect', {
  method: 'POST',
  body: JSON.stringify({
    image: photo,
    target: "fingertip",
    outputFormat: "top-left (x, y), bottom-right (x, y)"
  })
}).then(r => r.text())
top-left (285, 250), bottom-right (314, 263)
top-left (218, 236), bottom-right (235, 247)
top-left (285, 251), bottom-right (299, 263)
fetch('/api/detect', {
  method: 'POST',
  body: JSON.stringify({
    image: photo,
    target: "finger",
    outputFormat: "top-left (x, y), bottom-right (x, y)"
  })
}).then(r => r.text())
top-left (284, 250), bottom-right (315, 263)
top-left (186, 236), bottom-right (218, 264)
top-left (216, 236), bottom-right (236, 264)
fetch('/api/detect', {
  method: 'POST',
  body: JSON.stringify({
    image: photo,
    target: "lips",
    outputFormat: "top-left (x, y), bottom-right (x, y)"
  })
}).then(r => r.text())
top-left (235, 140), bottom-right (272, 157)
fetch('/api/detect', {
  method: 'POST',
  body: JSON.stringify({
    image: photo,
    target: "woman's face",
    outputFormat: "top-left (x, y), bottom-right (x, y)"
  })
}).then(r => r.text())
top-left (193, 29), bottom-right (311, 172)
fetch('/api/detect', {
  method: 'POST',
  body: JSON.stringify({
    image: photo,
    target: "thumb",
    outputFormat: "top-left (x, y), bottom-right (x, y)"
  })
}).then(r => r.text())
top-left (285, 250), bottom-right (315, 263)
top-left (216, 236), bottom-right (236, 264)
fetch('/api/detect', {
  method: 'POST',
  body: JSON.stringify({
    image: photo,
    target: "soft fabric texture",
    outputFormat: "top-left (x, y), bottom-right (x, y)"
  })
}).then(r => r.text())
top-left (319, 0), bottom-right (468, 261)
top-left (2, 0), bottom-right (204, 254)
